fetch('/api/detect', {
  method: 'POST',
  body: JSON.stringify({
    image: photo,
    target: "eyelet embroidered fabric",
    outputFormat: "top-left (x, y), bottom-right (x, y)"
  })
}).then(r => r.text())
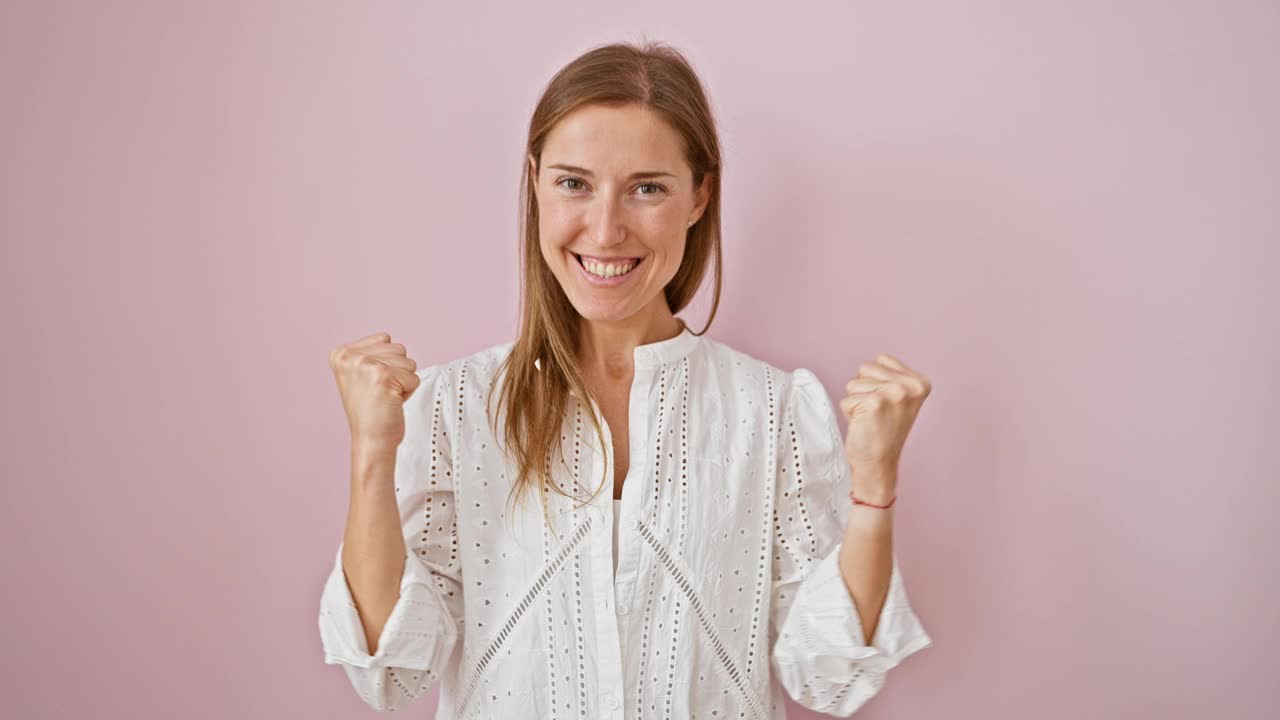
top-left (317, 325), bottom-right (933, 718)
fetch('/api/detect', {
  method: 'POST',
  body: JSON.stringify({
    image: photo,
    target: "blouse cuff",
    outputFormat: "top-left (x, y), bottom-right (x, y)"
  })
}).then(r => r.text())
top-left (774, 542), bottom-right (932, 681)
top-left (318, 543), bottom-right (459, 671)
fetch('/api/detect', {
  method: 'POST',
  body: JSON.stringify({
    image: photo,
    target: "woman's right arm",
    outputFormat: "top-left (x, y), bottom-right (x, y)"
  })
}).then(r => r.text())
top-left (318, 333), bottom-right (464, 711)
top-left (342, 442), bottom-right (411, 657)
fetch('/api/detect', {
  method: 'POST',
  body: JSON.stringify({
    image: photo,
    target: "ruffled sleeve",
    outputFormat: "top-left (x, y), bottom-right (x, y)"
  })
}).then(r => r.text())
top-left (769, 368), bottom-right (933, 716)
top-left (317, 363), bottom-right (464, 712)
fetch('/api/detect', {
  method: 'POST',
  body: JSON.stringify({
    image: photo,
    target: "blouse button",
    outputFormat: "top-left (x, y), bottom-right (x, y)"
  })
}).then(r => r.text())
top-left (618, 604), bottom-right (629, 615)
top-left (605, 696), bottom-right (620, 710)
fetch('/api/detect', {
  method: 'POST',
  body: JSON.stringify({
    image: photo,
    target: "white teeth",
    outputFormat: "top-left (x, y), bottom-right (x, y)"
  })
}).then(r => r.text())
top-left (582, 257), bottom-right (637, 278)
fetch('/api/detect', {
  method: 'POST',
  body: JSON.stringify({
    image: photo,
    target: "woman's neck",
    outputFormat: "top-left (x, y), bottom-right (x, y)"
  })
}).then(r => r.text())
top-left (576, 312), bottom-right (684, 378)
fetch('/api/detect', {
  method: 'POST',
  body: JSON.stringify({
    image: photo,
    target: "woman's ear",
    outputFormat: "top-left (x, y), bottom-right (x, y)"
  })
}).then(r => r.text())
top-left (690, 173), bottom-right (711, 225)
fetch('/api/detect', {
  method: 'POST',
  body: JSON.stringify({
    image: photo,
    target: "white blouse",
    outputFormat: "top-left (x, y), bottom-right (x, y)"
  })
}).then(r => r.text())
top-left (613, 498), bottom-right (622, 570)
top-left (317, 326), bottom-right (932, 718)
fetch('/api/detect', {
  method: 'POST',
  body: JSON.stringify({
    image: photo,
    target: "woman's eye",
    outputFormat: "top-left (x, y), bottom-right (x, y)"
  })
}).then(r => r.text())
top-left (554, 177), bottom-right (665, 196)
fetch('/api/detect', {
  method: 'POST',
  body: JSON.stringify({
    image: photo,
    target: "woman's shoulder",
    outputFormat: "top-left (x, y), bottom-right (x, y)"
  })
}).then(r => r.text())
top-left (410, 338), bottom-right (516, 392)
top-left (693, 334), bottom-right (804, 392)
top-left (693, 336), bottom-right (831, 430)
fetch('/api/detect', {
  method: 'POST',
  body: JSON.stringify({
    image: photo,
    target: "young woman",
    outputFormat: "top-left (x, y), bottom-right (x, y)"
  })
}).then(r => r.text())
top-left (319, 41), bottom-right (934, 719)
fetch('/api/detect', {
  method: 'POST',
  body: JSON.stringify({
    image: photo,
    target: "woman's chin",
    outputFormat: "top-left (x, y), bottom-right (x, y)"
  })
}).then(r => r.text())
top-left (572, 306), bottom-right (633, 324)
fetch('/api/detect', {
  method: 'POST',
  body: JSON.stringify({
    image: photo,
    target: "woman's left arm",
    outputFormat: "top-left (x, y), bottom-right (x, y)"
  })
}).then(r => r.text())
top-left (838, 470), bottom-right (897, 645)
top-left (836, 353), bottom-right (931, 645)
top-left (769, 362), bottom-right (932, 717)
top-left (839, 351), bottom-right (931, 638)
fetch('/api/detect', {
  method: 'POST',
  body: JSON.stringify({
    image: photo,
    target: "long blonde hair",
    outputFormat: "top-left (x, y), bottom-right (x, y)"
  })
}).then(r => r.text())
top-left (485, 40), bottom-right (724, 533)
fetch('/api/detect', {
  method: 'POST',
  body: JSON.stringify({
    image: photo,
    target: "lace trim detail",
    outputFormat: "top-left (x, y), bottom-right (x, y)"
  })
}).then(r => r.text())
top-left (456, 516), bottom-right (594, 717)
top-left (386, 666), bottom-right (441, 707)
top-left (635, 519), bottom-right (769, 720)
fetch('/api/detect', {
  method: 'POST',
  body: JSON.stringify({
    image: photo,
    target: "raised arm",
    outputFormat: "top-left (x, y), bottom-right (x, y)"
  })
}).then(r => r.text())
top-left (768, 368), bottom-right (932, 717)
top-left (319, 333), bottom-right (465, 711)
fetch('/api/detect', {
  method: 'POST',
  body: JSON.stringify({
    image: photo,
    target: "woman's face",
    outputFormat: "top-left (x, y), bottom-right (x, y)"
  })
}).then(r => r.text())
top-left (530, 103), bottom-right (709, 325)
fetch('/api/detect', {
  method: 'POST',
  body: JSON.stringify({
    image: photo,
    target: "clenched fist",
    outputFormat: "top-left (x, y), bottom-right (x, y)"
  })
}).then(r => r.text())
top-left (838, 353), bottom-right (932, 498)
top-left (329, 331), bottom-right (421, 450)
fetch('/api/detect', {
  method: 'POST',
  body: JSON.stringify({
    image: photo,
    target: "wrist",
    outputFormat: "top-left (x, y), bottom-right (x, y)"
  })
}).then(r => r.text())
top-left (850, 465), bottom-right (897, 501)
top-left (846, 497), bottom-right (895, 534)
top-left (353, 434), bottom-right (400, 457)
top-left (351, 440), bottom-right (398, 480)
top-left (849, 484), bottom-right (897, 506)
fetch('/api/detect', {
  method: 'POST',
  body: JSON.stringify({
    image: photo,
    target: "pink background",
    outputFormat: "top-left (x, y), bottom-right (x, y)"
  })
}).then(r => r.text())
top-left (2, 1), bottom-right (1276, 718)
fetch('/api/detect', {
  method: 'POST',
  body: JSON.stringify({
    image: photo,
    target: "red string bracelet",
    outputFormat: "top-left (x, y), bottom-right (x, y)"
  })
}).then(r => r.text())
top-left (849, 490), bottom-right (897, 509)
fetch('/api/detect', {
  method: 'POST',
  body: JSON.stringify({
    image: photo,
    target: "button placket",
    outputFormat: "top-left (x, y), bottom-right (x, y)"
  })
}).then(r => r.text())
top-left (591, 407), bottom-right (628, 720)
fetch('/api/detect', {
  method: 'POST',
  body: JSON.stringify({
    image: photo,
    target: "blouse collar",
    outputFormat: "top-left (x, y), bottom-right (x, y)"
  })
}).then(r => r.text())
top-left (531, 318), bottom-right (701, 371)
top-left (633, 318), bottom-right (700, 369)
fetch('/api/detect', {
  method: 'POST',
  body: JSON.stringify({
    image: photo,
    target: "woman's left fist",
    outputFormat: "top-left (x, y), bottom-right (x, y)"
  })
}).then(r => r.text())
top-left (838, 353), bottom-right (932, 485)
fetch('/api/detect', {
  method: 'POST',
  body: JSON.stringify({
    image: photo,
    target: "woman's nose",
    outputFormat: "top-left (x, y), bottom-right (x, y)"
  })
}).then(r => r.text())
top-left (586, 197), bottom-right (626, 246)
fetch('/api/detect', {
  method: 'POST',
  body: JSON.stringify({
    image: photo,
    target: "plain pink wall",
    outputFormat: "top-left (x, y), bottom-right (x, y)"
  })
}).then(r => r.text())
top-left (2, 1), bottom-right (1276, 718)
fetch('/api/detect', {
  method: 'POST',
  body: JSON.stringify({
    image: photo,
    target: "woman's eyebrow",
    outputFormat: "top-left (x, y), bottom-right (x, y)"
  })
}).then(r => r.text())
top-left (546, 163), bottom-right (677, 180)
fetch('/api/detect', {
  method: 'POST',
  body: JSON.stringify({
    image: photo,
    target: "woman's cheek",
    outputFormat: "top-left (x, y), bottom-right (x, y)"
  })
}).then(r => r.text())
top-left (645, 207), bottom-right (685, 237)
top-left (543, 207), bottom-right (579, 237)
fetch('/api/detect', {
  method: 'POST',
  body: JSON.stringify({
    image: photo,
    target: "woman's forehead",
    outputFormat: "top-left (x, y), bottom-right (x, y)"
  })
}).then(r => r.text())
top-left (541, 104), bottom-right (686, 174)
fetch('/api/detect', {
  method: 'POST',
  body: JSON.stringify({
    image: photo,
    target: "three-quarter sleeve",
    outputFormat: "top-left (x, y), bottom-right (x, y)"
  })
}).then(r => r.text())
top-left (317, 364), bottom-right (465, 712)
top-left (769, 367), bottom-right (933, 717)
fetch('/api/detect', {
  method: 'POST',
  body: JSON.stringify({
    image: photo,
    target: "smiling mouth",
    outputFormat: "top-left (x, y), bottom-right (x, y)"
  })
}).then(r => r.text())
top-left (573, 252), bottom-right (642, 279)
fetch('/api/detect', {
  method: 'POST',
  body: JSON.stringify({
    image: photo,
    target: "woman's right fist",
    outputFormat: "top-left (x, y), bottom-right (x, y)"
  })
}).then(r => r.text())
top-left (329, 331), bottom-right (421, 450)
